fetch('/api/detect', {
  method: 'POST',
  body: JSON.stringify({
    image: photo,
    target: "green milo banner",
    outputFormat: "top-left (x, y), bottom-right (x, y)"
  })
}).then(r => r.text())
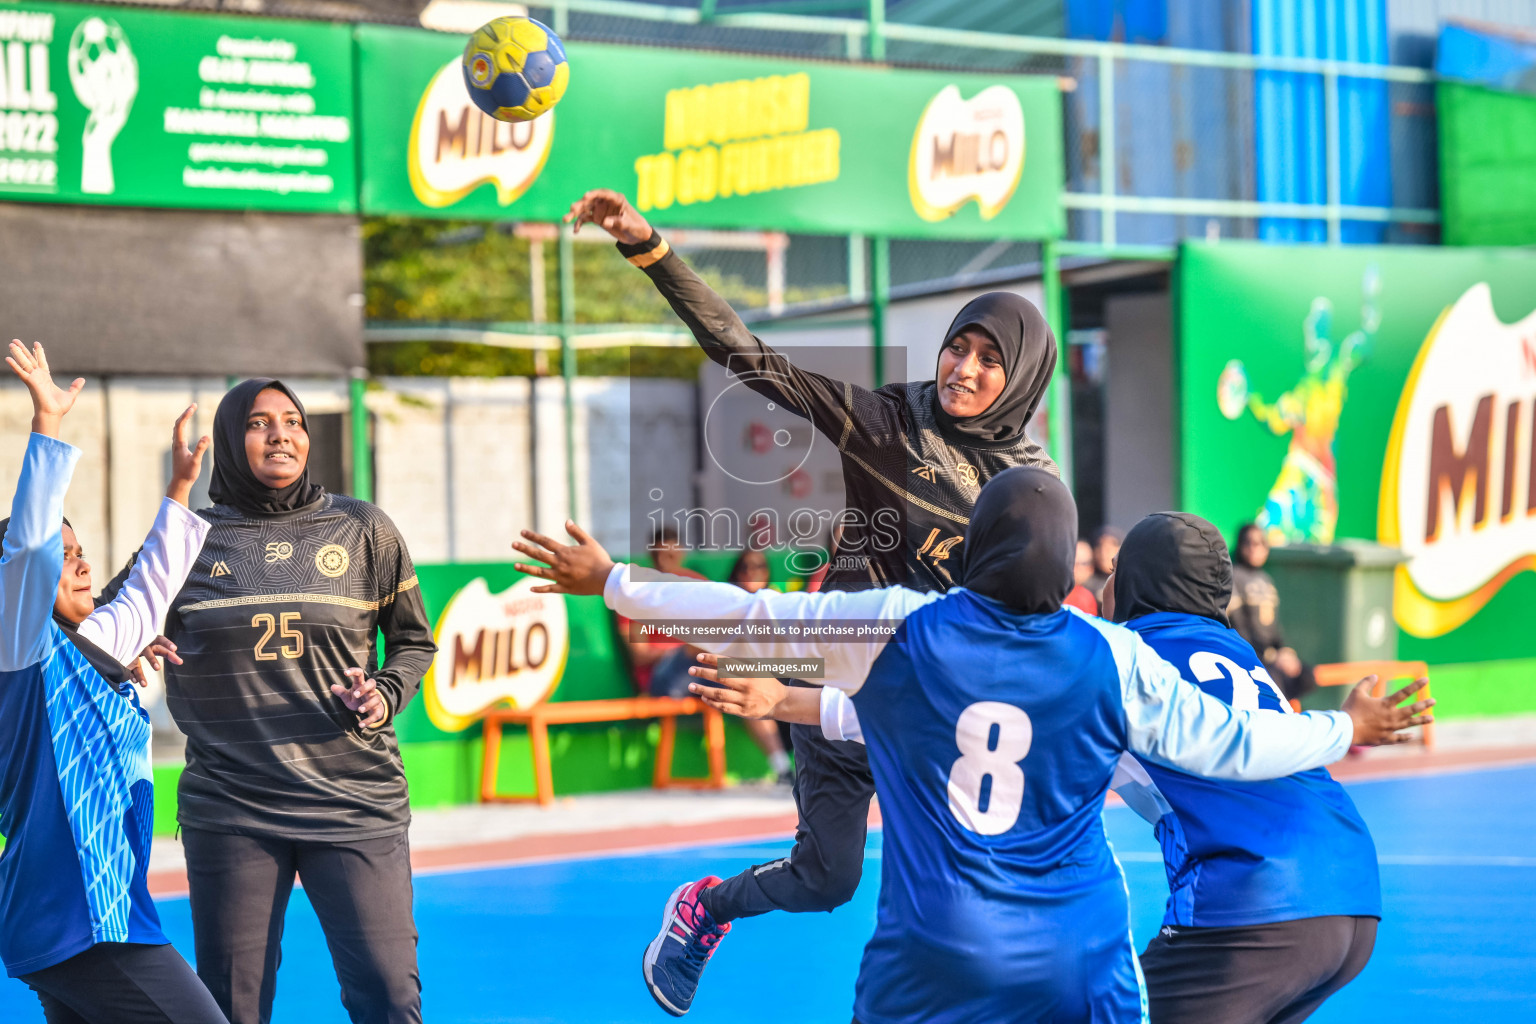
top-left (1178, 241), bottom-right (1536, 681)
top-left (394, 552), bottom-right (809, 743)
top-left (356, 25), bottom-right (1064, 239)
top-left (392, 562), bottom-right (625, 744)
top-left (382, 559), bottom-right (783, 808)
top-left (0, 2), bottom-right (355, 211)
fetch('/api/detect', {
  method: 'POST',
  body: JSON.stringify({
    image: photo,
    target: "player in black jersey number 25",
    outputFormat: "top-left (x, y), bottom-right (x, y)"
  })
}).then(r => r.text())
top-left (566, 189), bottom-right (1061, 1017)
top-left (120, 379), bottom-right (437, 1024)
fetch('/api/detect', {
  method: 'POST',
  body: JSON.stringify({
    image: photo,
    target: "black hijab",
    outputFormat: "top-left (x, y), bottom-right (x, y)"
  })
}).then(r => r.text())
top-left (209, 378), bottom-right (325, 515)
top-left (0, 516), bottom-right (132, 685)
top-left (1110, 512), bottom-right (1233, 627)
top-left (958, 466), bottom-right (1076, 614)
top-left (932, 291), bottom-right (1057, 445)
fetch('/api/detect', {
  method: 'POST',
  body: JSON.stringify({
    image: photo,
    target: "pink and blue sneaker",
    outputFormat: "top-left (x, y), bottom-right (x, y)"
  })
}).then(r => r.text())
top-left (642, 876), bottom-right (731, 1016)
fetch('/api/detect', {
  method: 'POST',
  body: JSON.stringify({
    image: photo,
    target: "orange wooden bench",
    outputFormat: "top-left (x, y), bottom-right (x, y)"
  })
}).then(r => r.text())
top-left (1290, 660), bottom-right (1435, 752)
top-left (480, 696), bottom-right (727, 806)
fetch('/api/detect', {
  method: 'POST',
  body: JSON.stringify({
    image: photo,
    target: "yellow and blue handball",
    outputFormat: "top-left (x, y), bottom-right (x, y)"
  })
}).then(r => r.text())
top-left (462, 16), bottom-right (569, 123)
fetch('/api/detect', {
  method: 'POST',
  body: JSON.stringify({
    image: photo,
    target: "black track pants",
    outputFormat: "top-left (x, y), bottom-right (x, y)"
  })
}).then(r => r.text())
top-left (21, 941), bottom-right (227, 1024)
top-left (183, 827), bottom-right (421, 1024)
top-left (702, 723), bottom-right (874, 923)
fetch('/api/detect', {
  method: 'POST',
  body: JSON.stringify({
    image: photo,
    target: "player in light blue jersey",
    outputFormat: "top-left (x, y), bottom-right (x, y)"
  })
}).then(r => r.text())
top-left (511, 469), bottom-right (1430, 1024)
top-left (0, 341), bottom-right (223, 1022)
top-left (1101, 512), bottom-right (1425, 1024)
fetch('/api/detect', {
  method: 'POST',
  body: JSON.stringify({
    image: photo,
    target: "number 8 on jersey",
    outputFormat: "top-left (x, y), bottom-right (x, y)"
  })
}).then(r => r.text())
top-left (947, 701), bottom-right (1032, 835)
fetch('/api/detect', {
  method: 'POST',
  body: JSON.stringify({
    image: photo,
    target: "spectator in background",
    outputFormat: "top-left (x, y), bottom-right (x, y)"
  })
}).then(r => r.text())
top-left (1086, 526), bottom-right (1123, 604)
top-left (1075, 538), bottom-right (1095, 590)
top-left (1229, 523), bottom-right (1317, 702)
top-left (1065, 538), bottom-right (1099, 614)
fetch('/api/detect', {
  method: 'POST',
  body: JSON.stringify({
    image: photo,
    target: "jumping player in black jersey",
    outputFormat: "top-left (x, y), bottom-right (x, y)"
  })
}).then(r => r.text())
top-left (566, 189), bottom-right (1060, 1017)
top-left (116, 379), bottom-right (437, 1024)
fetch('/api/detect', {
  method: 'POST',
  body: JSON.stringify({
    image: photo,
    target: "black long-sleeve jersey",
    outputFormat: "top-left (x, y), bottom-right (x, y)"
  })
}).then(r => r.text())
top-left (624, 233), bottom-right (1059, 594)
top-left (157, 494), bottom-right (436, 841)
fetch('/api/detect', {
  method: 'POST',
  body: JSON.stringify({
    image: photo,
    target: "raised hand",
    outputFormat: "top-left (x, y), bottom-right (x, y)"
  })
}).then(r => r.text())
top-left (1342, 675), bottom-right (1435, 746)
top-left (167, 405), bottom-right (211, 508)
top-left (6, 340), bottom-right (84, 437)
top-left (512, 520), bottom-right (616, 596)
top-left (563, 189), bottom-right (653, 245)
top-left (331, 666), bottom-right (388, 730)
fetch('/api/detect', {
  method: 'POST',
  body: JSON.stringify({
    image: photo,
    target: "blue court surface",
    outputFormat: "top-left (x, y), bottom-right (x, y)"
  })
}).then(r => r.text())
top-left (6, 762), bottom-right (1535, 1023)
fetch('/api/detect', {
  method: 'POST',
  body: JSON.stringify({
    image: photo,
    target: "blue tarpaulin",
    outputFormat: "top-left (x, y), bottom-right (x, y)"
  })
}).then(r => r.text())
top-left (1253, 0), bottom-right (1392, 244)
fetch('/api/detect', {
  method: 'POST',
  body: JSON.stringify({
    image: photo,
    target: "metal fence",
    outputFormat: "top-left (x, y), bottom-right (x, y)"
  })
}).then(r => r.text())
top-left (362, 0), bottom-right (1445, 510)
top-left (370, 1), bottom-right (1442, 348)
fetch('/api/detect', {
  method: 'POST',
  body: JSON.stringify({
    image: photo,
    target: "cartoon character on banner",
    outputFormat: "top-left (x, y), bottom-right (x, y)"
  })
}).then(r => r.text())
top-left (1217, 266), bottom-right (1379, 545)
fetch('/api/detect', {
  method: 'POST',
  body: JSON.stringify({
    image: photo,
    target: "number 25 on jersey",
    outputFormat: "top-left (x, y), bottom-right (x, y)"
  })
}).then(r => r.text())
top-left (947, 701), bottom-right (1032, 836)
top-left (253, 612), bottom-right (304, 661)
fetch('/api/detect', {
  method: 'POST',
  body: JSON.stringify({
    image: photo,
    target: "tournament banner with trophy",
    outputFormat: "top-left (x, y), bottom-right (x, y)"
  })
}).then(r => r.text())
top-left (356, 24), bottom-right (1064, 240)
top-left (0, 1), bottom-right (355, 212)
top-left (1178, 241), bottom-right (1536, 681)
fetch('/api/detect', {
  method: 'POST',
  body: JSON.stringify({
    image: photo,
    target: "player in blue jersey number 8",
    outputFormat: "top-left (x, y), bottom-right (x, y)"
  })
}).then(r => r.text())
top-left (692, 512), bottom-right (1429, 1024)
top-left (513, 469), bottom-right (1430, 1024)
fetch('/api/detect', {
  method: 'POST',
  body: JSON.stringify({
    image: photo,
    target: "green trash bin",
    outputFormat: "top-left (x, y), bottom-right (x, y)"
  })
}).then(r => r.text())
top-left (1263, 540), bottom-right (1407, 711)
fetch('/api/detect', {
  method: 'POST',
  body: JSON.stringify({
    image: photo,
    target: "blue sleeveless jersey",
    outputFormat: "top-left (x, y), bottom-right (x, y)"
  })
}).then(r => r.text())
top-left (851, 592), bottom-right (1144, 1024)
top-left (1125, 612), bottom-right (1380, 928)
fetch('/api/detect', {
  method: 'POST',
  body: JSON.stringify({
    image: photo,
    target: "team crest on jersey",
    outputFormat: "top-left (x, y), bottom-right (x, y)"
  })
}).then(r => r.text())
top-left (210, 561), bottom-right (231, 577)
top-left (315, 544), bottom-right (350, 578)
top-left (265, 542), bottom-right (294, 562)
top-left (955, 462), bottom-right (979, 486)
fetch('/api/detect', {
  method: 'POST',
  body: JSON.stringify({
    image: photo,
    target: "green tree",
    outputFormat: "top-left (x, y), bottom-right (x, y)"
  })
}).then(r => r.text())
top-left (363, 217), bottom-right (839, 379)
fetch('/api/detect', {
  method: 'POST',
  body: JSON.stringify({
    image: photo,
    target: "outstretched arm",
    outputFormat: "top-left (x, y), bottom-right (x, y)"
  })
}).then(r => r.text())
top-left (0, 341), bottom-right (84, 672)
top-left (566, 190), bottom-right (895, 446)
top-left (512, 520), bottom-right (938, 693)
top-left (77, 405), bottom-right (211, 665)
top-left (1082, 614), bottom-right (1432, 780)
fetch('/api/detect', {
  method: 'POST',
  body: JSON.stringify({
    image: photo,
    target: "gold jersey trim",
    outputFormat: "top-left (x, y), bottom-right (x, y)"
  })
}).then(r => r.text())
top-left (181, 593), bottom-right (382, 613)
top-left (837, 380), bottom-right (855, 451)
top-left (379, 575), bottom-right (421, 607)
top-left (838, 444), bottom-right (971, 526)
top-left (626, 238), bottom-right (671, 269)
